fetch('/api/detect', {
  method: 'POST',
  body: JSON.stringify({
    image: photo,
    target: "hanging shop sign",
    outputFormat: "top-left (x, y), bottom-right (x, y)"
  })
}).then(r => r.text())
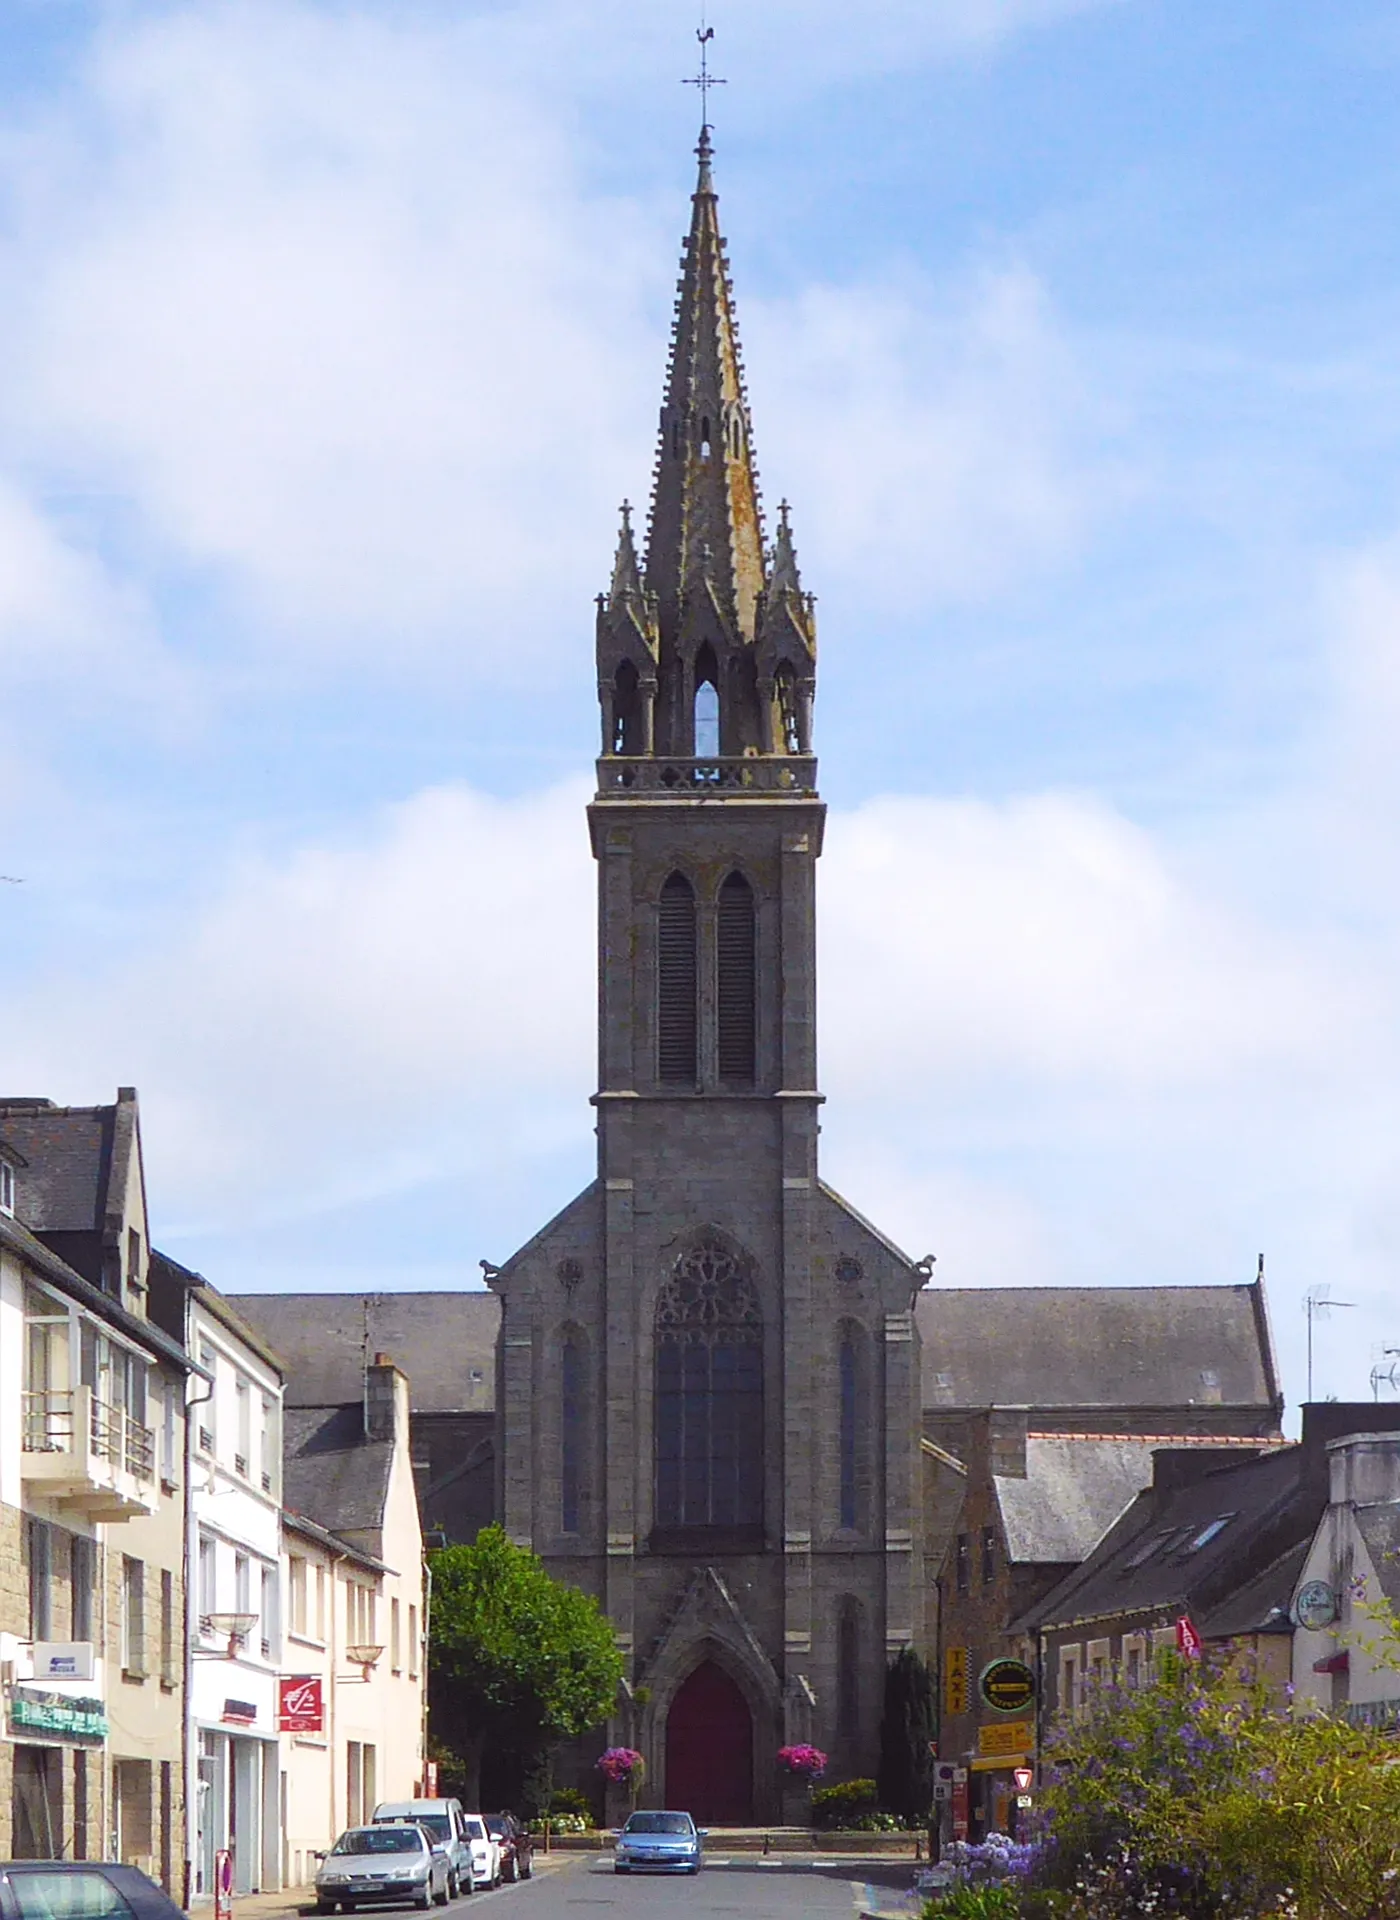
top-left (7, 1686), bottom-right (107, 1741)
top-left (979, 1658), bottom-right (1036, 1713)
top-left (1175, 1616), bottom-right (1202, 1660)
top-left (279, 1676), bottom-right (324, 1734)
top-left (978, 1720), bottom-right (1033, 1758)
top-left (944, 1646), bottom-right (971, 1716)
top-left (1291, 1580), bottom-right (1339, 1630)
top-left (31, 1643), bottom-right (95, 1683)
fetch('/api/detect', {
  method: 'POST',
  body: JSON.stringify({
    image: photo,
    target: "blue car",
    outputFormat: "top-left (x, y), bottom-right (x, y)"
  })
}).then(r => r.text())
top-left (614, 1810), bottom-right (704, 1874)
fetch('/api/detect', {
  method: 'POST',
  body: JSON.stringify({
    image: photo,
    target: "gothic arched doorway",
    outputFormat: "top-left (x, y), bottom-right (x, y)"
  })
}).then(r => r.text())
top-left (664, 1661), bottom-right (754, 1825)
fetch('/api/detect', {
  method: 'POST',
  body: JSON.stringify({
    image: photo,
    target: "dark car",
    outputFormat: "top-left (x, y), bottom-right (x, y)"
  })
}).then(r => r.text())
top-left (0, 1863), bottom-right (186, 1920)
top-left (483, 1816), bottom-right (532, 1883)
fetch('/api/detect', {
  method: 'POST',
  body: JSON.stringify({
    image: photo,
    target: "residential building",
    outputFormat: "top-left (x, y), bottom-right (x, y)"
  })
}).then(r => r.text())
top-left (0, 1092), bottom-right (191, 1887)
top-left (149, 1256), bottom-right (285, 1900)
top-left (1291, 1427), bottom-right (1400, 1728)
top-left (933, 1413), bottom-right (1270, 1836)
top-left (1018, 1404), bottom-right (1400, 1747)
top-left (278, 1357), bottom-right (425, 1883)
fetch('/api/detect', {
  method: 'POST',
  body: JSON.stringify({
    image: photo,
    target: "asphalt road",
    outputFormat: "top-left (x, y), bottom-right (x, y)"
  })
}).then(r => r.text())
top-left (410, 1854), bottom-right (916, 1920)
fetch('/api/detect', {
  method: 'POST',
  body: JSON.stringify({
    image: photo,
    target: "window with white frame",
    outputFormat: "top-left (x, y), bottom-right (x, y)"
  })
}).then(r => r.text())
top-left (391, 1597), bottom-right (401, 1672)
top-left (121, 1557), bottom-right (145, 1677)
top-left (408, 1603), bottom-right (418, 1680)
top-left (1057, 1643), bottom-right (1083, 1720)
top-left (260, 1565), bottom-right (278, 1662)
top-left (1121, 1633), bottom-right (1148, 1689)
top-left (235, 1376), bottom-right (251, 1476)
top-left (0, 1157), bottom-right (15, 1215)
top-left (289, 1556), bottom-right (308, 1638)
top-left (198, 1534), bottom-right (217, 1625)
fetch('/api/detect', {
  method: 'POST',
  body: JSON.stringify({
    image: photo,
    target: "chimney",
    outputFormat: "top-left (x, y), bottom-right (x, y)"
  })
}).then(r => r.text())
top-left (988, 1408), bottom-right (1029, 1480)
top-left (1327, 1431), bottom-right (1400, 1509)
top-left (1151, 1447), bottom-right (1260, 1497)
top-left (365, 1354), bottom-right (406, 1444)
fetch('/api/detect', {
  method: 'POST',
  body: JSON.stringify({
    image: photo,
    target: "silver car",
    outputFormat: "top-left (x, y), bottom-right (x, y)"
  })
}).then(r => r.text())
top-left (613, 1809), bottom-right (704, 1873)
top-left (315, 1823), bottom-right (451, 1911)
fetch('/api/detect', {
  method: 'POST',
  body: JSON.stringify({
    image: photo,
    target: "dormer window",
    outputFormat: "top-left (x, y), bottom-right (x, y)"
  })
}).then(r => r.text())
top-left (0, 1159), bottom-right (13, 1215)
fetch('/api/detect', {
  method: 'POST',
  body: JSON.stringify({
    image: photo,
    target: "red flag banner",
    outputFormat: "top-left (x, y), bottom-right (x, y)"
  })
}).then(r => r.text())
top-left (1176, 1616), bottom-right (1202, 1661)
top-left (279, 1675), bottom-right (324, 1733)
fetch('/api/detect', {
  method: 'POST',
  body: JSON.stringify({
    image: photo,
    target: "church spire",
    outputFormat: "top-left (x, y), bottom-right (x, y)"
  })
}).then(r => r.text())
top-left (645, 126), bottom-right (766, 651)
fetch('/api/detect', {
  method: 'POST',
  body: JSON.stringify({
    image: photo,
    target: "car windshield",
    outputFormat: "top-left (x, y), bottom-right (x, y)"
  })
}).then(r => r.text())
top-left (624, 1813), bottom-right (692, 1834)
top-left (485, 1817), bottom-right (511, 1835)
top-left (333, 1829), bottom-right (423, 1855)
top-left (406, 1815), bottom-right (451, 1841)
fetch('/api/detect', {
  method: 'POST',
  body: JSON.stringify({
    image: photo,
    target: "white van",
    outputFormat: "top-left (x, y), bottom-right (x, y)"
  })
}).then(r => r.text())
top-left (371, 1801), bottom-right (473, 1898)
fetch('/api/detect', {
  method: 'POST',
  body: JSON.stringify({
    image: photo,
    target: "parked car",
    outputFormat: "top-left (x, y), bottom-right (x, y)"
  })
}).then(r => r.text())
top-left (459, 1816), bottom-right (501, 1891)
top-left (373, 1801), bottom-right (473, 1898)
top-left (0, 1863), bottom-right (186, 1920)
top-left (484, 1814), bottom-right (533, 1882)
top-left (613, 1810), bottom-right (704, 1874)
top-left (315, 1822), bottom-right (451, 1910)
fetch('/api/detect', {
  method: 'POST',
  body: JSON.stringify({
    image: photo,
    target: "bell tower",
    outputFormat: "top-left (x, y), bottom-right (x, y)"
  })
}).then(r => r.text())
top-left (490, 125), bottom-right (927, 1823)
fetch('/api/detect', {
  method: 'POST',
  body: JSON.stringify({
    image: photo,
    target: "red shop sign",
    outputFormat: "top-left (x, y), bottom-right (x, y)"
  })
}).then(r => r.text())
top-left (279, 1675), bottom-right (324, 1733)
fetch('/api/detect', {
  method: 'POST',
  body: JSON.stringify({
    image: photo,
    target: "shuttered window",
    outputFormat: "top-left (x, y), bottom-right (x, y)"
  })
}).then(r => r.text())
top-left (658, 874), bottom-right (698, 1083)
top-left (717, 872), bottom-right (756, 1083)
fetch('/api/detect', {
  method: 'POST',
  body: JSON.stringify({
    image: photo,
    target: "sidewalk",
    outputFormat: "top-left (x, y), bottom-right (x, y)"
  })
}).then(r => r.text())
top-left (193, 1856), bottom-right (575, 1920)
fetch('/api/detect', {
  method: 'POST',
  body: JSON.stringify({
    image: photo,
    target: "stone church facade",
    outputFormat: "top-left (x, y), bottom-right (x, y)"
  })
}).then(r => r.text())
top-left (484, 127), bottom-right (930, 1821)
top-left (234, 128), bottom-right (1286, 1829)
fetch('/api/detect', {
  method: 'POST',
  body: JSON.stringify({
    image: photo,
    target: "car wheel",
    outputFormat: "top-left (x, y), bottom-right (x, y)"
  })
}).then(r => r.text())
top-left (416, 1889), bottom-right (433, 1910)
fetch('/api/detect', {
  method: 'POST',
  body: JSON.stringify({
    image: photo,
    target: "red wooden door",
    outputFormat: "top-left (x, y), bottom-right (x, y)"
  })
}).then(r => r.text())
top-left (664, 1661), bottom-right (754, 1825)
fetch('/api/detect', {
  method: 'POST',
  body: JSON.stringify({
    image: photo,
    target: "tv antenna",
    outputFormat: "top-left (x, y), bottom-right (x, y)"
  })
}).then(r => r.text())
top-left (1371, 1347), bottom-right (1400, 1401)
top-left (683, 15), bottom-right (726, 127)
top-left (1305, 1285), bottom-right (1355, 1402)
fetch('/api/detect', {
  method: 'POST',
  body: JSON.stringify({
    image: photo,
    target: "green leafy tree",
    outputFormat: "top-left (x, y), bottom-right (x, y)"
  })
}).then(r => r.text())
top-left (428, 1527), bottom-right (623, 1807)
top-left (877, 1648), bottom-right (936, 1819)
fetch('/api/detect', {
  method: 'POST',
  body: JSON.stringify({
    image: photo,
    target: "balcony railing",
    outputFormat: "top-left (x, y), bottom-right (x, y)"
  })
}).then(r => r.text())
top-left (21, 1387), bottom-right (158, 1518)
top-left (596, 755), bottom-right (818, 796)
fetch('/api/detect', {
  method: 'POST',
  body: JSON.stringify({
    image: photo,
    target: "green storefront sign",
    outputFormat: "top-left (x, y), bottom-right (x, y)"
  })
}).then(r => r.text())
top-left (8, 1690), bottom-right (107, 1741)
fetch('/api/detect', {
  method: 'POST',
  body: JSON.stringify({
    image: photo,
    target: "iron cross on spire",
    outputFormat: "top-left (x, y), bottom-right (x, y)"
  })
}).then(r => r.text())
top-left (683, 18), bottom-right (726, 128)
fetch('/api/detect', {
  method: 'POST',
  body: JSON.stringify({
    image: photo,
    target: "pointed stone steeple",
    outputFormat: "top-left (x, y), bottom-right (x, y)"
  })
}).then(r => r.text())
top-left (645, 127), bottom-right (765, 647)
top-left (596, 127), bottom-right (816, 764)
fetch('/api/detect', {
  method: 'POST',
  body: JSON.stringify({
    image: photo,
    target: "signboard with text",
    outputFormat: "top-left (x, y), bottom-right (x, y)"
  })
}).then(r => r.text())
top-left (279, 1676), bottom-right (324, 1733)
top-left (944, 1646), bottom-right (971, 1716)
top-left (1176, 1616), bottom-right (1202, 1661)
top-left (978, 1720), bottom-right (1033, 1758)
top-left (980, 1658), bottom-right (1036, 1713)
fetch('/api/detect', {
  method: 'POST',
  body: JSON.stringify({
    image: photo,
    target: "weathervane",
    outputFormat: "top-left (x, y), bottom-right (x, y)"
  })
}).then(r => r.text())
top-left (683, 16), bottom-right (726, 128)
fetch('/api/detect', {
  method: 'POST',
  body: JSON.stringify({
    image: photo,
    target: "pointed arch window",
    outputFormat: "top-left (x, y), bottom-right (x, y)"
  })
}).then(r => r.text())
top-left (658, 874), bottom-right (698, 1084)
top-left (700, 416), bottom-right (712, 460)
top-left (654, 1238), bottom-right (763, 1538)
top-left (611, 660), bottom-right (642, 755)
top-left (837, 1596), bottom-right (860, 1733)
top-left (774, 662), bottom-right (802, 755)
top-left (561, 1331), bottom-right (584, 1535)
top-left (838, 1322), bottom-right (869, 1531)
top-left (717, 872), bottom-right (756, 1084)
top-left (693, 644), bottom-right (720, 756)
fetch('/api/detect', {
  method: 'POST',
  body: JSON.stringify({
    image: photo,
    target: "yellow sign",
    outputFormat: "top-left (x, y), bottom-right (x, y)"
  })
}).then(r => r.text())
top-left (978, 1721), bottom-right (1033, 1757)
top-left (944, 1646), bottom-right (971, 1716)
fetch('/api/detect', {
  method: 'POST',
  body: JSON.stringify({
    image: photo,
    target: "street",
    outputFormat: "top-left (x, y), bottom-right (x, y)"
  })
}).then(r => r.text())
top-left (322, 1855), bottom-right (915, 1920)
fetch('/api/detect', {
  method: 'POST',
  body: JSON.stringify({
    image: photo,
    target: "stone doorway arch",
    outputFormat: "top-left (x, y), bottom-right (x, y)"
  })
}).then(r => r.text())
top-left (664, 1660), bottom-right (754, 1825)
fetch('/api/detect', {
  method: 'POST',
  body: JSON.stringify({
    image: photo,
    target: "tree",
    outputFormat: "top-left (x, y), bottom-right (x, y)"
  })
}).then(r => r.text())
top-left (428, 1527), bottom-right (623, 1807)
top-left (877, 1648), bottom-right (936, 1819)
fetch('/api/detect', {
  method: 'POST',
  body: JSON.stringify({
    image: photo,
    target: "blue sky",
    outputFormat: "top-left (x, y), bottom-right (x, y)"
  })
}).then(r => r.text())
top-left (7, 0), bottom-right (1400, 1412)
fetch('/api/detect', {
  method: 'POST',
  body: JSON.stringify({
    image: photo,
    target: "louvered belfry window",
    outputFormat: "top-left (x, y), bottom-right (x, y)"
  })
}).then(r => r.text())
top-left (717, 871), bottom-right (756, 1083)
top-left (658, 873), bottom-right (698, 1083)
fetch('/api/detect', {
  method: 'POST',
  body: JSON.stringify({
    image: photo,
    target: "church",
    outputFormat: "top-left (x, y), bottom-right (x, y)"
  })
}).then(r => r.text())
top-left (238, 126), bottom-right (1283, 1825)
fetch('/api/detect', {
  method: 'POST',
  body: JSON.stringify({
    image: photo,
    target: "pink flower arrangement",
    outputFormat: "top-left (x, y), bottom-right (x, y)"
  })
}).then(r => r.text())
top-left (777, 1743), bottom-right (828, 1781)
top-left (597, 1747), bottom-right (645, 1785)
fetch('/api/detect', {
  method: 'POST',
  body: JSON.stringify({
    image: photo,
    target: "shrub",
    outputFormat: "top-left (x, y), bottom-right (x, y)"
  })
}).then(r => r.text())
top-left (923, 1887), bottom-right (1022, 1920)
top-left (527, 1811), bottom-right (589, 1836)
top-left (545, 1788), bottom-right (593, 1821)
top-left (811, 1778), bottom-right (878, 1828)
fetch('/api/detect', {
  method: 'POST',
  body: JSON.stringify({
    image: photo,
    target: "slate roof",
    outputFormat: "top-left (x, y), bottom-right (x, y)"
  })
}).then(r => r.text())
top-left (917, 1283), bottom-right (1280, 1414)
top-left (282, 1404), bottom-right (394, 1543)
top-left (0, 1209), bottom-right (193, 1375)
top-left (1015, 1441), bottom-right (1306, 1634)
top-left (231, 1292), bottom-right (499, 1412)
top-left (996, 1438), bottom-right (1176, 1565)
top-left (1198, 1538), bottom-right (1309, 1638)
top-left (0, 1099), bottom-right (113, 1231)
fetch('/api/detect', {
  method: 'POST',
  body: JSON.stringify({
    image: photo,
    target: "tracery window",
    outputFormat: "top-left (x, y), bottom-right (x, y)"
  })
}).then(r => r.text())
top-left (655, 1238), bottom-right (763, 1532)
